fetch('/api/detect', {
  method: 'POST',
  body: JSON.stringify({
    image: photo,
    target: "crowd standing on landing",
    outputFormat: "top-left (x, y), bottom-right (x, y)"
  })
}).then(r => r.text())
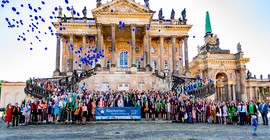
top-left (2, 78), bottom-right (269, 131)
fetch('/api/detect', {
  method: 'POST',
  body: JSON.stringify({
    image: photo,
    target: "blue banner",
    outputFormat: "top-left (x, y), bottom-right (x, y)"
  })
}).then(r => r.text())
top-left (95, 107), bottom-right (141, 120)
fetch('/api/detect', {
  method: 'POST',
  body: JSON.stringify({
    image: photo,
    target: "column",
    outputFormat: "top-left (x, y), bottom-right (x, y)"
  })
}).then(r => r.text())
top-left (111, 23), bottom-right (116, 67)
top-left (96, 23), bottom-right (102, 52)
top-left (178, 39), bottom-right (184, 76)
top-left (96, 23), bottom-right (102, 69)
top-left (228, 84), bottom-right (232, 101)
top-left (232, 84), bottom-right (236, 101)
top-left (68, 34), bottom-right (74, 73)
top-left (131, 24), bottom-right (136, 67)
top-left (183, 35), bottom-right (190, 76)
top-left (149, 36), bottom-right (152, 66)
top-left (254, 87), bottom-right (258, 101)
top-left (159, 36), bottom-right (164, 71)
top-left (82, 34), bottom-right (87, 70)
top-left (143, 36), bottom-right (146, 68)
top-left (172, 35), bottom-right (177, 75)
top-left (145, 24), bottom-right (151, 71)
top-left (54, 34), bottom-right (61, 75)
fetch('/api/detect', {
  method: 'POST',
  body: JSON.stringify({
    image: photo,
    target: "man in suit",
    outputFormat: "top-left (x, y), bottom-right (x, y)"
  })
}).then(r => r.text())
top-left (12, 103), bottom-right (20, 127)
top-left (259, 100), bottom-right (269, 125)
top-left (124, 96), bottom-right (131, 107)
top-left (247, 101), bottom-right (257, 125)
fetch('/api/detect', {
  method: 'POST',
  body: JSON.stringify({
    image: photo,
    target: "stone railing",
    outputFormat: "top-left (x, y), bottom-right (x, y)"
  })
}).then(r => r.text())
top-left (24, 82), bottom-right (54, 98)
top-left (187, 82), bottom-right (215, 98)
top-left (25, 69), bottom-right (95, 98)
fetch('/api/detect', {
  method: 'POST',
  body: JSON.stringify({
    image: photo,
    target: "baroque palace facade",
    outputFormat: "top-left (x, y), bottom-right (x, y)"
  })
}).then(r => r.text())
top-left (52, 0), bottom-right (191, 91)
top-left (1, 0), bottom-right (270, 107)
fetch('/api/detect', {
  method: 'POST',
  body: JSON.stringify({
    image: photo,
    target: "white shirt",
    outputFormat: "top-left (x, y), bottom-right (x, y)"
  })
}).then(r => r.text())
top-left (52, 95), bottom-right (58, 102)
top-left (59, 101), bottom-right (66, 108)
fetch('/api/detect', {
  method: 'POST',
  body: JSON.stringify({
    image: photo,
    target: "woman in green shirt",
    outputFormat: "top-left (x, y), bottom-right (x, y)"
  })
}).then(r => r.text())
top-left (157, 100), bottom-right (162, 120)
top-left (231, 103), bottom-right (238, 125)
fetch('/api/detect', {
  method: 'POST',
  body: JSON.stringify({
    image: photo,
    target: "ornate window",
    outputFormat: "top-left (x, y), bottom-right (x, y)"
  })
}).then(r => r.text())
top-left (108, 46), bottom-right (112, 52)
top-left (151, 46), bottom-right (156, 54)
top-left (164, 47), bottom-right (167, 53)
top-left (135, 46), bottom-right (140, 53)
top-left (136, 60), bottom-right (140, 68)
top-left (152, 60), bottom-right (157, 70)
top-left (107, 60), bottom-right (112, 68)
top-left (138, 83), bottom-right (145, 90)
top-left (164, 61), bottom-right (168, 70)
top-left (120, 52), bottom-right (128, 67)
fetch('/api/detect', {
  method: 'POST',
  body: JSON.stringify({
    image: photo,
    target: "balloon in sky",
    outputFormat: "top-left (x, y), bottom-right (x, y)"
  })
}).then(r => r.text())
top-left (65, 0), bottom-right (69, 4)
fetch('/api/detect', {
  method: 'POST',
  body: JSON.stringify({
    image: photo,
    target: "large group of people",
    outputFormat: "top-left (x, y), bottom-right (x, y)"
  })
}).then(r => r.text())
top-left (3, 79), bottom-right (269, 129)
top-left (175, 78), bottom-right (212, 92)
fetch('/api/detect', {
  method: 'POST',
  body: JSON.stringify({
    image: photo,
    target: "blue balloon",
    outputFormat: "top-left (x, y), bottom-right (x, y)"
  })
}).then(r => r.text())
top-left (86, 41), bottom-right (88, 44)
top-left (137, 28), bottom-right (140, 32)
top-left (67, 6), bottom-right (70, 11)
top-left (90, 38), bottom-right (93, 41)
top-left (54, 7), bottom-right (58, 11)
top-left (141, 58), bottom-right (144, 61)
top-left (197, 76), bottom-right (200, 80)
top-left (159, 30), bottom-right (161, 32)
top-left (126, 51), bottom-right (128, 54)
top-left (109, 37), bottom-right (111, 40)
top-left (127, 40), bottom-right (130, 44)
top-left (145, 51), bottom-right (147, 53)
top-left (154, 11), bottom-right (156, 13)
top-left (146, 4), bottom-right (149, 7)
top-left (12, 7), bottom-right (16, 11)
top-left (59, 22), bottom-right (62, 26)
top-left (132, 28), bottom-right (135, 31)
top-left (30, 48), bottom-right (33, 50)
top-left (16, 12), bottom-right (20, 15)
top-left (122, 22), bottom-right (125, 26)
top-left (34, 9), bottom-right (37, 13)
top-left (65, 0), bottom-right (69, 4)
top-left (21, 4), bottom-right (23, 7)
top-left (52, 11), bottom-right (55, 15)
top-left (162, 16), bottom-right (165, 19)
top-left (193, 36), bottom-right (195, 38)
top-left (110, 9), bottom-right (113, 12)
top-left (45, 47), bottom-right (47, 50)
top-left (58, 33), bottom-right (61, 36)
top-left (147, 26), bottom-right (150, 30)
top-left (94, 73), bottom-right (96, 75)
top-left (71, 48), bottom-right (73, 50)
top-left (88, 24), bottom-right (91, 28)
top-left (73, 10), bottom-right (76, 15)
top-left (34, 16), bottom-right (38, 20)
top-left (1, 4), bottom-right (4, 8)
top-left (168, 40), bottom-right (170, 42)
top-left (77, 13), bottom-right (80, 16)
top-left (119, 25), bottom-right (122, 29)
top-left (41, 1), bottom-right (45, 5)
top-left (63, 27), bottom-right (66, 30)
top-left (119, 21), bottom-right (122, 25)
top-left (70, 44), bottom-right (73, 47)
top-left (17, 38), bottom-right (20, 41)
top-left (60, 27), bottom-right (62, 30)
top-left (75, 61), bottom-right (77, 63)
top-left (38, 7), bottom-right (41, 10)
top-left (179, 58), bottom-right (182, 60)
top-left (28, 4), bottom-right (32, 10)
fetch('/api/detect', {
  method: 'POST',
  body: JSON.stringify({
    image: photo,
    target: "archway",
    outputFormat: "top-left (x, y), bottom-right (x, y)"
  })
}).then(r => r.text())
top-left (216, 73), bottom-right (229, 101)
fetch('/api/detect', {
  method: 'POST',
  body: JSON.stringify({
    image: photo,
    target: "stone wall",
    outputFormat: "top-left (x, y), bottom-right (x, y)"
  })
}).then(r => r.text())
top-left (0, 82), bottom-right (26, 107)
top-left (79, 71), bottom-right (169, 92)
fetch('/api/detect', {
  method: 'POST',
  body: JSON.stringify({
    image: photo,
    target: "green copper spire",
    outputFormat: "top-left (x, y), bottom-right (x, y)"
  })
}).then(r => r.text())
top-left (205, 11), bottom-right (212, 35)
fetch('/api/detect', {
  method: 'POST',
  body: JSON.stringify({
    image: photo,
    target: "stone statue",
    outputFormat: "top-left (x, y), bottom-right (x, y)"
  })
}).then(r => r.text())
top-left (261, 74), bottom-right (263, 80)
top-left (63, 14), bottom-right (67, 22)
top-left (158, 8), bottom-right (163, 20)
top-left (197, 45), bottom-right (201, 54)
top-left (171, 9), bottom-right (175, 19)
top-left (58, 6), bottom-right (62, 17)
top-left (144, 0), bottom-right (149, 5)
top-left (82, 6), bottom-right (87, 18)
top-left (178, 17), bottom-right (182, 25)
top-left (247, 70), bottom-right (252, 79)
top-left (237, 42), bottom-right (242, 53)
top-left (71, 6), bottom-right (74, 18)
top-left (181, 8), bottom-right (186, 20)
top-left (268, 74), bottom-right (270, 80)
top-left (254, 75), bottom-right (256, 79)
top-left (97, 0), bottom-right (102, 7)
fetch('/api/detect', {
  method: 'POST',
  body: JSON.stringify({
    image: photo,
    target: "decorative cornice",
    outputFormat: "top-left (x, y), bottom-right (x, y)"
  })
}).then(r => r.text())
top-left (150, 25), bottom-right (192, 30)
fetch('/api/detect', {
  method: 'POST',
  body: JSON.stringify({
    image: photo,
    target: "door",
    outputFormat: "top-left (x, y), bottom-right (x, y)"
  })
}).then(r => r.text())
top-left (119, 52), bottom-right (128, 67)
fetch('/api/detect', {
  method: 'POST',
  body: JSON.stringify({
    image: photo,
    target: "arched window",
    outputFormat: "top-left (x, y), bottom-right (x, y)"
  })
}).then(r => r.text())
top-left (164, 61), bottom-right (168, 70)
top-left (66, 60), bottom-right (69, 71)
top-left (107, 60), bottom-right (112, 68)
top-left (120, 52), bottom-right (128, 67)
top-left (91, 61), bottom-right (95, 69)
top-left (152, 60), bottom-right (156, 70)
top-left (136, 60), bottom-right (140, 68)
top-left (176, 61), bottom-right (179, 72)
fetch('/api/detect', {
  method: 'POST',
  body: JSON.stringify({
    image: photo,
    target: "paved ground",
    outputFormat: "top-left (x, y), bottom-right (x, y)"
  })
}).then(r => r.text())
top-left (0, 117), bottom-right (270, 140)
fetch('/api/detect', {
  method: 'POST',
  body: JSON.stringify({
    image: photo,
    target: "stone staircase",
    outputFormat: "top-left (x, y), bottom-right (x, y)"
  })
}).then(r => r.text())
top-left (172, 76), bottom-right (216, 98)
top-left (24, 69), bottom-right (95, 98)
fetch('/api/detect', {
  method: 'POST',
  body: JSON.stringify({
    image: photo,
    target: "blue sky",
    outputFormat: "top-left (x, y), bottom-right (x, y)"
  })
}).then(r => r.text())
top-left (0, 0), bottom-right (270, 81)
